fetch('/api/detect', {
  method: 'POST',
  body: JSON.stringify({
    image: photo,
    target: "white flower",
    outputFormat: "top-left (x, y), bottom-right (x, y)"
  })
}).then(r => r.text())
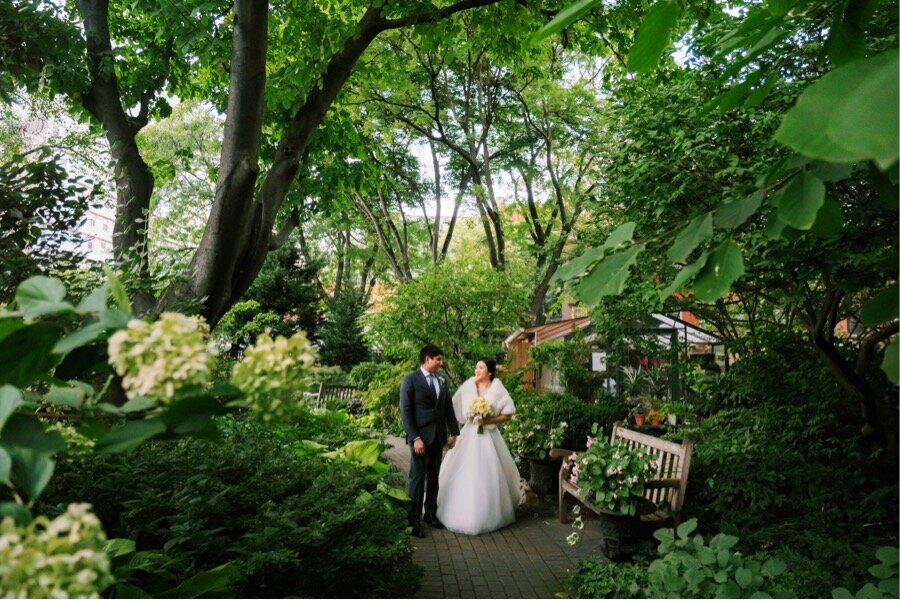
top-left (107, 313), bottom-right (213, 403)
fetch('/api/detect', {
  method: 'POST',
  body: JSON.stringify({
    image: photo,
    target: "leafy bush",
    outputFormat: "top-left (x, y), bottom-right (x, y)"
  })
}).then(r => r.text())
top-left (356, 361), bottom-right (410, 433)
top-left (568, 556), bottom-right (651, 598)
top-left (834, 547), bottom-right (900, 599)
top-left (648, 519), bottom-right (792, 598)
top-left (40, 417), bottom-right (419, 597)
top-left (505, 391), bottom-right (614, 460)
top-left (677, 329), bottom-right (898, 596)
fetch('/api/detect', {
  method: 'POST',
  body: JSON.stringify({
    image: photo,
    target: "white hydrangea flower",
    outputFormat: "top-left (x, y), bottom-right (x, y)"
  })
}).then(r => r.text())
top-left (230, 330), bottom-right (317, 422)
top-left (0, 504), bottom-right (113, 598)
top-left (107, 312), bottom-right (214, 403)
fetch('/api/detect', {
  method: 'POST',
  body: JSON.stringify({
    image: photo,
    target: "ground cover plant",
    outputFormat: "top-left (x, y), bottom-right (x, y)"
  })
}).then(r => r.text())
top-left (39, 415), bottom-right (419, 598)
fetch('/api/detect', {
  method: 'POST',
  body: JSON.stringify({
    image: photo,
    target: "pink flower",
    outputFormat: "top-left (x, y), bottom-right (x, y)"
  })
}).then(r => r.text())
top-left (586, 436), bottom-right (593, 448)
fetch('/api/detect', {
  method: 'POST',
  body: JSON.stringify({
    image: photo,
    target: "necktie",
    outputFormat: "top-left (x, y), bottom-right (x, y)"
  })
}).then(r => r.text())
top-left (428, 374), bottom-right (439, 396)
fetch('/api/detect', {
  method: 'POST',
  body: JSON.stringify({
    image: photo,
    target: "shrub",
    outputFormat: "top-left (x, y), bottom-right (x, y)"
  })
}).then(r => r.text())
top-left (40, 417), bottom-right (419, 597)
top-left (648, 519), bottom-right (792, 598)
top-left (568, 556), bottom-right (651, 598)
top-left (505, 390), bottom-right (613, 460)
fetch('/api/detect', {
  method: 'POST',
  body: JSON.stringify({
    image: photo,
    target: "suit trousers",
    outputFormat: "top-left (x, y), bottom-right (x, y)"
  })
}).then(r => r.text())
top-left (407, 439), bottom-right (443, 524)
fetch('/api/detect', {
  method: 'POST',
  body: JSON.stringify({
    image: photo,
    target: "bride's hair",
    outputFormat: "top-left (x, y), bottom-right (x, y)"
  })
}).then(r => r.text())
top-left (477, 357), bottom-right (497, 381)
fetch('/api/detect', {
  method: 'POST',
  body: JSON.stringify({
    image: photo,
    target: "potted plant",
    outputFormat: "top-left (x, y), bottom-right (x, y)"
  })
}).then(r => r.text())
top-left (564, 433), bottom-right (660, 559)
top-left (505, 391), bottom-right (609, 494)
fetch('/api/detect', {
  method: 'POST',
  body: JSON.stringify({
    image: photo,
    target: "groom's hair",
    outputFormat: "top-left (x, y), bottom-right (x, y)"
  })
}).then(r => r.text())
top-left (478, 357), bottom-right (497, 380)
top-left (419, 344), bottom-right (444, 364)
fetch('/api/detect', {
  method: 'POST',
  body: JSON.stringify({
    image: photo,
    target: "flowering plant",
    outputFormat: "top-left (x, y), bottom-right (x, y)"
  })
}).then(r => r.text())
top-left (565, 434), bottom-right (659, 516)
top-left (467, 397), bottom-right (493, 433)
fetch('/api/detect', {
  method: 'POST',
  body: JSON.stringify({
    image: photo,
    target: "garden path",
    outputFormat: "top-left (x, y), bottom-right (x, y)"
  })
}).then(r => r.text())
top-left (382, 435), bottom-right (603, 599)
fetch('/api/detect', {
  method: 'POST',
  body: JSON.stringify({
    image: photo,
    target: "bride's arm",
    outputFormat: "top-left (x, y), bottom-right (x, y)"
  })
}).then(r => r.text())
top-left (483, 413), bottom-right (512, 425)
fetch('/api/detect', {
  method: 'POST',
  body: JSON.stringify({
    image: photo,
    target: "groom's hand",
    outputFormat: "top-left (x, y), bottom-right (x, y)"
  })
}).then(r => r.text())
top-left (413, 438), bottom-right (425, 455)
top-left (447, 435), bottom-right (457, 449)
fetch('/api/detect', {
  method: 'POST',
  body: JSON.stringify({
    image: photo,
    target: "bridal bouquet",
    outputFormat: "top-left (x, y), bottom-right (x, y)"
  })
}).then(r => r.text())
top-left (467, 397), bottom-right (493, 434)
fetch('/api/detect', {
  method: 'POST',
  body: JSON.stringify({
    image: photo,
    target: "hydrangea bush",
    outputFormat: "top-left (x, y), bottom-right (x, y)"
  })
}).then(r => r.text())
top-left (107, 312), bottom-right (214, 402)
top-left (565, 434), bottom-right (659, 516)
top-left (0, 504), bottom-right (113, 598)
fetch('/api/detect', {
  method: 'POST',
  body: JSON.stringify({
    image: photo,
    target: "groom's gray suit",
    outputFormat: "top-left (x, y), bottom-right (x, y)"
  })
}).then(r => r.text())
top-left (400, 368), bottom-right (460, 526)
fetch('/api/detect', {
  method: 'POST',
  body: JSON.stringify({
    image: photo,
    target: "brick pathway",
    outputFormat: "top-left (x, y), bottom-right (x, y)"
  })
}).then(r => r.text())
top-left (382, 436), bottom-right (604, 599)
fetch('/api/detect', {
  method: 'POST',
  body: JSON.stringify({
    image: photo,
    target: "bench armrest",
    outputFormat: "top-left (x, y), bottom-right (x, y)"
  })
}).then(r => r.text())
top-left (548, 447), bottom-right (575, 460)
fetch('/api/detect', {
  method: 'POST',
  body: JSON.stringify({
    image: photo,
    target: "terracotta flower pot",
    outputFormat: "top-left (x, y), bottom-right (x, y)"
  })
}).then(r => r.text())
top-left (633, 413), bottom-right (645, 426)
top-left (650, 414), bottom-right (661, 427)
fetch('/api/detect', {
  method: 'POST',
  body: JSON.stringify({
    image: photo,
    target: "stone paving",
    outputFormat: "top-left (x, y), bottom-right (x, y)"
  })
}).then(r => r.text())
top-left (382, 436), bottom-right (605, 599)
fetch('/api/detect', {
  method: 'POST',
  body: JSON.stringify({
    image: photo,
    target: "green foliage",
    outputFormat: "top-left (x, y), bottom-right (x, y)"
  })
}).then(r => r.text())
top-left (364, 258), bottom-right (530, 379)
top-left (318, 286), bottom-right (370, 369)
top-left (648, 519), bottom-right (791, 598)
top-left (40, 416), bottom-right (419, 597)
top-left (569, 432), bottom-right (658, 516)
top-left (0, 149), bottom-right (98, 302)
top-left (504, 391), bottom-right (616, 460)
top-left (678, 329), bottom-right (898, 596)
top-left (833, 547), bottom-right (900, 599)
top-left (568, 555), bottom-right (651, 598)
top-left (528, 332), bottom-right (608, 402)
top-left (354, 361), bottom-right (410, 433)
top-left (215, 300), bottom-right (283, 358)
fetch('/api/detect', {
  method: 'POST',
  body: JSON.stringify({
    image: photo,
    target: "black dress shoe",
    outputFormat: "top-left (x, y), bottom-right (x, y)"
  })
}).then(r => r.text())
top-left (410, 522), bottom-right (426, 538)
top-left (424, 514), bottom-right (445, 529)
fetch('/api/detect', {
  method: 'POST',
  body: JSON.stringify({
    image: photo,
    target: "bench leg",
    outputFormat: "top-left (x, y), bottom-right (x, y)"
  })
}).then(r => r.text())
top-left (559, 487), bottom-right (569, 524)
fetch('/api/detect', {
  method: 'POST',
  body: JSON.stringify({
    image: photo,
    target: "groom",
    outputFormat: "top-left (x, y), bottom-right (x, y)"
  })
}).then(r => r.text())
top-left (400, 344), bottom-right (459, 538)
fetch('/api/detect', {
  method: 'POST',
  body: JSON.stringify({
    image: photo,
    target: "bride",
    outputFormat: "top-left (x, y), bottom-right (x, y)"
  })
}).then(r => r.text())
top-left (436, 358), bottom-right (523, 535)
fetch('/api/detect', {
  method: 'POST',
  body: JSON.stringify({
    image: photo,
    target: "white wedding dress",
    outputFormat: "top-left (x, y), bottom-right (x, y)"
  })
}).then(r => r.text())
top-left (436, 376), bottom-right (523, 535)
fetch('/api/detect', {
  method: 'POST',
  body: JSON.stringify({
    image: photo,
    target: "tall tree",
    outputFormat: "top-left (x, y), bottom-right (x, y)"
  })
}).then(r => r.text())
top-left (5, 0), bottom-right (518, 327)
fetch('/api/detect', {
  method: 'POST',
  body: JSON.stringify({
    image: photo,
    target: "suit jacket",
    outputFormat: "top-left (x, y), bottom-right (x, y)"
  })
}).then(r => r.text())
top-left (400, 369), bottom-right (460, 446)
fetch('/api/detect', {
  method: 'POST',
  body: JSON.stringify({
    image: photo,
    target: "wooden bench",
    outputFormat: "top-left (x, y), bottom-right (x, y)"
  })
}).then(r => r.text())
top-left (550, 422), bottom-right (693, 527)
top-left (314, 383), bottom-right (361, 408)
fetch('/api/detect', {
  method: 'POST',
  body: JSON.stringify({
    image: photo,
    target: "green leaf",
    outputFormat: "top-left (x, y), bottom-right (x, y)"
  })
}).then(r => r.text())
top-left (6, 447), bottom-right (55, 501)
top-left (775, 51), bottom-right (899, 170)
top-left (0, 386), bottom-right (24, 432)
top-left (882, 338), bottom-right (899, 385)
top-left (602, 222), bottom-right (637, 250)
top-left (554, 246), bottom-right (606, 283)
top-left (0, 319), bottom-right (25, 345)
top-left (860, 284), bottom-right (899, 327)
top-left (95, 418), bottom-right (166, 454)
top-left (104, 266), bottom-right (133, 316)
top-left (777, 172), bottom-right (826, 230)
top-left (576, 244), bottom-right (645, 305)
top-left (337, 439), bottom-right (382, 466)
top-left (161, 395), bottom-right (226, 435)
top-left (875, 546), bottom-right (899, 566)
top-left (1, 415), bottom-right (66, 453)
top-left (827, 18), bottom-right (866, 66)
top-left (676, 518), bottom-right (698, 539)
top-left (743, 76), bottom-right (780, 108)
top-left (14, 276), bottom-right (74, 320)
top-left (0, 447), bottom-right (10, 484)
top-left (715, 192), bottom-right (763, 229)
top-left (766, 0), bottom-right (795, 17)
top-left (627, 0), bottom-right (682, 74)
top-left (762, 557), bottom-right (787, 577)
top-left (810, 160), bottom-right (855, 182)
top-left (0, 501), bottom-right (31, 526)
top-left (527, 0), bottom-right (602, 44)
top-left (660, 253), bottom-right (709, 300)
top-left (809, 198), bottom-right (845, 239)
top-left (119, 396), bottom-right (157, 413)
top-left (693, 241), bottom-right (745, 302)
top-left (0, 324), bottom-right (62, 387)
top-left (668, 213), bottom-right (714, 262)
top-left (76, 284), bottom-right (110, 314)
top-left (43, 385), bottom-right (88, 409)
top-left (103, 537), bottom-right (136, 559)
top-left (52, 322), bottom-right (107, 356)
top-left (160, 563), bottom-right (238, 599)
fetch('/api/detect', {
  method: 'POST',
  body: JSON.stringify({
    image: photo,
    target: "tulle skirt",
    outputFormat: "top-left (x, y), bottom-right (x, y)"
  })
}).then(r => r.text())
top-left (436, 422), bottom-right (523, 535)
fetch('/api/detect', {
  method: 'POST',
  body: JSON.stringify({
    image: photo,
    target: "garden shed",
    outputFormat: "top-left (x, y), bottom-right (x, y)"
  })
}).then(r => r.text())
top-left (504, 310), bottom-right (725, 395)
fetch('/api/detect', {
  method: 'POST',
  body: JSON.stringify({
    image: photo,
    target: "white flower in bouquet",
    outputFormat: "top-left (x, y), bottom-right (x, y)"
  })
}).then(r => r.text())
top-left (467, 397), bottom-right (493, 434)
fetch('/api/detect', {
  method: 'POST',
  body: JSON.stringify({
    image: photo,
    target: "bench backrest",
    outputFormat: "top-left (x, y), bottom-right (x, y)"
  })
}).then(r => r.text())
top-left (317, 383), bottom-right (360, 403)
top-left (610, 422), bottom-right (693, 517)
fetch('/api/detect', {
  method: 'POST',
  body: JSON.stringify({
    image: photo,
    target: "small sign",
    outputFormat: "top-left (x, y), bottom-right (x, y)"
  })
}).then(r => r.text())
top-left (592, 351), bottom-right (607, 372)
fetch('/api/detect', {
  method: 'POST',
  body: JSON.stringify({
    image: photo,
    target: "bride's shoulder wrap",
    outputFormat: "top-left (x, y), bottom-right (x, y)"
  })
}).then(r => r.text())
top-left (452, 376), bottom-right (516, 426)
